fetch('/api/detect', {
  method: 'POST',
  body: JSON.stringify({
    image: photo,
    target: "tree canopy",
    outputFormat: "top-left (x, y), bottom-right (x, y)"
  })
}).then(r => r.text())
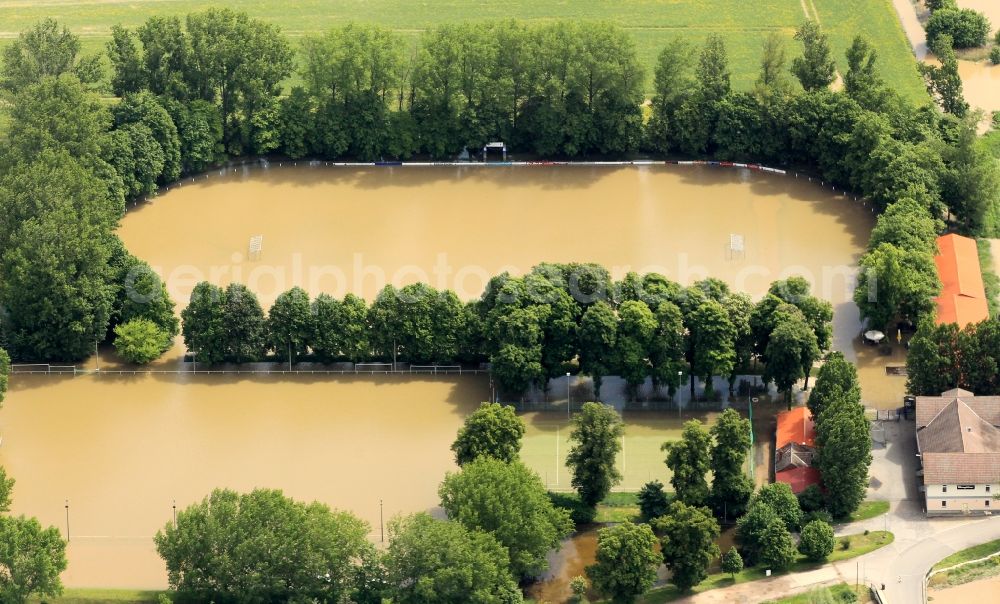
top-left (384, 513), bottom-right (522, 604)
top-left (566, 402), bottom-right (624, 508)
top-left (438, 457), bottom-right (573, 579)
top-left (154, 488), bottom-right (372, 603)
top-left (451, 402), bottom-right (526, 466)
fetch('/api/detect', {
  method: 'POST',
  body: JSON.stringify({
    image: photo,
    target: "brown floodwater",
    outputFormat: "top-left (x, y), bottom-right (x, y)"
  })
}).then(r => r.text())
top-left (2, 164), bottom-right (893, 589)
top-left (119, 164), bottom-right (873, 354)
top-left (527, 524), bottom-right (738, 602)
top-left (0, 374), bottom-right (486, 588)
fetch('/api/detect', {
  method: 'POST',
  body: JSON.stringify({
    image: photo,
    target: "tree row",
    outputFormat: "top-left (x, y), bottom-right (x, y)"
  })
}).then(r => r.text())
top-left (177, 268), bottom-right (833, 401)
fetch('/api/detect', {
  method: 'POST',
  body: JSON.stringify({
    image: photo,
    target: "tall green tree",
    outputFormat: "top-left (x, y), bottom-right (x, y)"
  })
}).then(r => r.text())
top-left (736, 501), bottom-right (795, 569)
top-left (616, 300), bottom-right (656, 399)
top-left (0, 349), bottom-right (9, 406)
top-left (709, 409), bottom-right (753, 520)
top-left (844, 35), bottom-right (889, 111)
top-left (854, 243), bottom-right (940, 331)
top-left (815, 393), bottom-right (872, 518)
top-left (112, 91), bottom-right (183, 184)
top-left (868, 198), bottom-right (940, 254)
top-left (754, 32), bottom-right (793, 99)
top-left (807, 351), bottom-right (861, 418)
top-left (637, 480), bottom-right (669, 522)
top-left (1, 18), bottom-right (101, 93)
top-left (181, 282), bottom-right (227, 365)
top-left (920, 35), bottom-right (968, 117)
top-left (566, 402), bottom-right (624, 508)
top-left (646, 38), bottom-right (695, 153)
top-left (688, 299), bottom-right (736, 399)
top-left (798, 519), bottom-right (835, 562)
top-left (384, 514), bottom-right (521, 604)
top-left (106, 25), bottom-right (145, 96)
top-left (579, 301), bottom-right (618, 399)
top-left (114, 319), bottom-right (171, 364)
top-left (155, 488), bottom-right (372, 603)
top-left (649, 301), bottom-right (686, 396)
top-left (311, 293), bottom-right (369, 363)
top-left (220, 283), bottom-right (267, 363)
top-left (654, 501), bottom-right (720, 592)
top-left (763, 308), bottom-right (819, 407)
top-left (0, 176), bottom-right (115, 361)
top-left (587, 521), bottom-right (660, 604)
top-left (451, 403), bottom-right (526, 466)
top-left (0, 515), bottom-right (68, 604)
top-left (185, 8), bottom-right (294, 155)
top-left (663, 420), bottom-right (712, 507)
top-left (791, 21), bottom-right (836, 91)
top-left (749, 482), bottom-right (803, 531)
top-left (267, 287), bottom-right (313, 363)
top-left (438, 458), bottom-right (573, 579)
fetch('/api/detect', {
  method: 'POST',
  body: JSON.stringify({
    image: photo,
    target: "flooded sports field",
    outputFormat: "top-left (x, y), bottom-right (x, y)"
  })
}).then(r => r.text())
top-left (1, 164), bottom-right (894, 588)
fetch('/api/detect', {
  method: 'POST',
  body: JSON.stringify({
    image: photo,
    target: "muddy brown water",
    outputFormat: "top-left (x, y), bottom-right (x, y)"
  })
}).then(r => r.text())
top-left (1, 165), bottom-right (887, 589)
top-left (527, 525), bottom-right (738, 603)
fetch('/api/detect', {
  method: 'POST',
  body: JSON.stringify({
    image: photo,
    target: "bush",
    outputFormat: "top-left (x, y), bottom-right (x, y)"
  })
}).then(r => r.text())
top-left (797, 484), bottom-right (825, 513)
top-left (840, 537), bottom-right (852, 550)
top-left (990, 47), bottom-right (1000, 65)
top-left (548, 491), bottom-right (597, 526)
top-left (638, 480), bottom-right (670, 522)
top-left (798, 520), bottom-right (836, 562)
top-left (925, 8), bottom-right (991, 49)
top-left (721, 546), bottom-right (743, 578)
top-left (804, 509), bottom-right (834, 525)
top-left (926, 0), bottom-right (957, 11)
top-left (569, 575), bottom-right (589, 603)
top-left (113, 318), bottom-right (170, 364)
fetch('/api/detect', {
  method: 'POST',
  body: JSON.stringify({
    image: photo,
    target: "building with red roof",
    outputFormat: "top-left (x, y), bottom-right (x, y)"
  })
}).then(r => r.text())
top-left (933, 234), bottom-right (989, 329)
top-left (775, 407), bottom-right (821, 494)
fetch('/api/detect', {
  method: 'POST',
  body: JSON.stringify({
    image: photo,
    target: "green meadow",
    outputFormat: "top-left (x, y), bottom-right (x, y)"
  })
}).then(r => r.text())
top-left (0, 0), bottom-right (926, 100)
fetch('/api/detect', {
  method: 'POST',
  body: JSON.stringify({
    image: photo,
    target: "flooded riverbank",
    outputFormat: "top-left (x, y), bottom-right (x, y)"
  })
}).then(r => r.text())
top-left (0, 164), bottom-right (891, 588)
top-left (120, 164), bottom-right (873, 355)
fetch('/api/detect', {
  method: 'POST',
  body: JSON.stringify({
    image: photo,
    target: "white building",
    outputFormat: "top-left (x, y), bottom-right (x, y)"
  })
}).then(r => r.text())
top-left (916, 389), bottom-right (1000, 516)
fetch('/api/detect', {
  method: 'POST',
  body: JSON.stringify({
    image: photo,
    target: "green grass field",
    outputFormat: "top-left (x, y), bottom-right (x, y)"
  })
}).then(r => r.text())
top-left (933, 537), bottom-right (1000, 571)
top-left (520, 410), bottom-right (724, 492)
top-left (27, 589), bottom-right (164, 604)
top-left (0, 0), bottom-right (926, 100)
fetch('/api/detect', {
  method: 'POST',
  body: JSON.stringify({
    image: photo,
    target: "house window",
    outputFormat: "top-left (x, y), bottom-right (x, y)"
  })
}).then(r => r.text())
top-left (987, 500), bottom-right (991, 507)
top-left (942, 485), bottom-right (948, 492)
top-left (988, 485), bottom-right (992, 493)
top-left (942, 501), bottom-right (947, 507)
top-left (957, 485), bottom-right (975, 490)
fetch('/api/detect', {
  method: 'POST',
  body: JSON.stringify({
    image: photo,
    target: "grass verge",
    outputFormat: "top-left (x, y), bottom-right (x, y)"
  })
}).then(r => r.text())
top-left (761, 583), bottom-right (872, 603)
top-left (977, 239), bottom-right (1000, 318)
top-left (933, 537), bottom-right (1000, 571)
top-left (846, 500), bottom-right (890, 523)
top-left (929, 556), bottom-right (1000, 588)
top-left (595, 492), bottom-right (642, 523)
top-left (28, 589), bottom-right (165, 603)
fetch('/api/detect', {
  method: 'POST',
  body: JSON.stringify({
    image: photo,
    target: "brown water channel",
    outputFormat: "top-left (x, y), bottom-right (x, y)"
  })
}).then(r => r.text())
top-left (1, 165), bottom-right (889, 589)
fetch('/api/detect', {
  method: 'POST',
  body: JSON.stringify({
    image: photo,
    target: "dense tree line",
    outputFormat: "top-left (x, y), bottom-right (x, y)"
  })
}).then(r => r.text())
top-left (2, 13), bottom-right (999, 361)
top-left (100, 14), bottom-right (998, 234)
top-left (179, 270), bottom-right (831, 401)
top-left (906, 317), bottom-right (1000, 395)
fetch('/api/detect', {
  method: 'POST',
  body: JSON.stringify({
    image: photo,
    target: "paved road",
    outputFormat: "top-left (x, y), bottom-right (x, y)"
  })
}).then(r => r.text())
top-left (891, 0), bottom-right (928, 59)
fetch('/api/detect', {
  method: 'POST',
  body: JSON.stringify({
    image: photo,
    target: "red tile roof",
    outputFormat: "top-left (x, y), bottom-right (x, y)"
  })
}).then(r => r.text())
top-left (775, 466), bottom-right (822, 494)
top-left (776, 407), bottom-right (816, 449)
top-left (934, 234), bottom-right (989, 328)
